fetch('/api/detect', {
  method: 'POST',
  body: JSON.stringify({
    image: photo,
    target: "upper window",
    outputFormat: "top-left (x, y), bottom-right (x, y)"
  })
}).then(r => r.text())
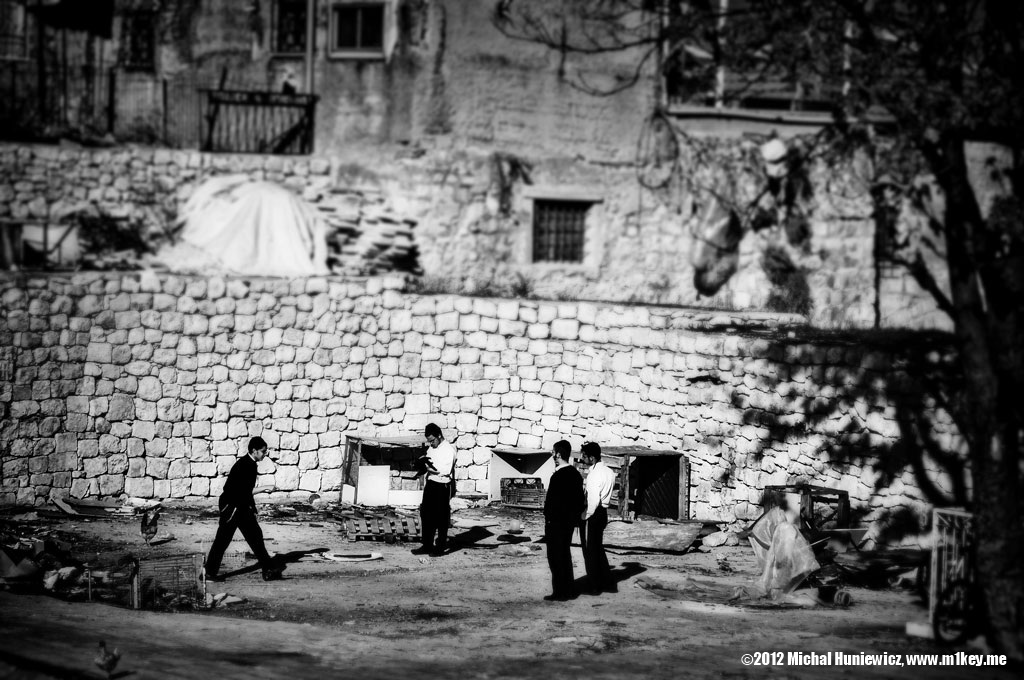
top-left (663, 0), bottom-right (847, 113)
top-left (120, 11), bottom-right (157, 72)
top-left (532, 200), bottom-right (590, 264)
top-left (273, 0), bottom-right (307, 54)
top-left (329, 2), bottom-right (385, 58)
top-left (0, 0), bottom-right (29, 61)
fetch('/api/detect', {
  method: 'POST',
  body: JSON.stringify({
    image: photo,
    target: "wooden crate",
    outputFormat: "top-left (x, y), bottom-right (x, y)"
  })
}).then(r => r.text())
top-left (501, 478), bottom-right (546, 509)
top-left (344, 514), bottom-right (421, 542)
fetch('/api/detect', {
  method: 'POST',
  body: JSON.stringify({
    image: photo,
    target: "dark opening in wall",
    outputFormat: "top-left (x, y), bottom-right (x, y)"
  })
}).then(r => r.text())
top-left (532, 199), bottom-right (590, 263)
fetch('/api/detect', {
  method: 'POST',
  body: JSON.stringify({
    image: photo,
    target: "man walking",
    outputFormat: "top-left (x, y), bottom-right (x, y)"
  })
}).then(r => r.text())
top-left (543, 440), bottom-right (584, 602)
top-left (205, 436), bottom-right (284, 582)
top-left (581, 441), bottom-right (617, 594)
top-left (412, 423), bottom-right (456, 557)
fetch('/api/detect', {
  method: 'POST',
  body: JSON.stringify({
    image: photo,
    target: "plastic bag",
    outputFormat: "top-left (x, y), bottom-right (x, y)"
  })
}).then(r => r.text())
top-left (748, 507), bottom-right (819, 599)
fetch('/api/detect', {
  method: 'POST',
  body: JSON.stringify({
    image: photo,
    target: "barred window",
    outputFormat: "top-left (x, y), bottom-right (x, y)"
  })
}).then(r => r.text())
top-left (120, 11), bottom-right (156, 72)
top-left (330, 2), bottom-right (385, 56)
top-left (532, 200), bottom-right (590, 263)
top-left (273, 0), bottom-right (307, 54)
top-left (0, 0), bottom-right (29, 61)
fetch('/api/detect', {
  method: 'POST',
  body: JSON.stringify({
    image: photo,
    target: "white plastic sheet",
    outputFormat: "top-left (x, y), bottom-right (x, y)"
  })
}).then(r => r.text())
top-left (749, 507), bottom-right (820, 599)
top-left (158, 175), bottom-right (328, 277)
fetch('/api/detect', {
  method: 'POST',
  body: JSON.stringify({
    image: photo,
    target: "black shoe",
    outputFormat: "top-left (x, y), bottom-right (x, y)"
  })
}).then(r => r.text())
top-left (429, 547), bottom-right (447, 557)
top-left (411, 546), bottom-right (433, 555)
top-left (205, 572), bottom-right (224, 583)
top-left (262, 568), bottom-right (285, 581)
top-left (543, 593), bottom-right (574, 602)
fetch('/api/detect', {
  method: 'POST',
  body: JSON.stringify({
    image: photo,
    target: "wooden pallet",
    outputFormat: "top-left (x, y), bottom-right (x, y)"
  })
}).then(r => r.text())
top-left (343, 515), bottom-right (421, 542)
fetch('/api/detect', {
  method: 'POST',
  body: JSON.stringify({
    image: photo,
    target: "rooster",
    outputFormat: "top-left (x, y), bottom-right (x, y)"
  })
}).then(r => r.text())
top-left (140, 505), bottom-right (161, 546)
top-left (94, 640), bottom-right (121, 679)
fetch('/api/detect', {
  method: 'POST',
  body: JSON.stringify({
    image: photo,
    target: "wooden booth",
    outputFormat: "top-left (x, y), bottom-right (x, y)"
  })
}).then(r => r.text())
top-left (342, 434), bottom-right (431, 507)
top-left (488, 447), bottom-right (557, 509)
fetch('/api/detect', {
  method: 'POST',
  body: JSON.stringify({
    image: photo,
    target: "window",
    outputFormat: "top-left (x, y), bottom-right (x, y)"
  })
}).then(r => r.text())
top-left (329, 2), bottom-right (385, 57)
top-left (273, 0), bottom-right (307, 54)
top-left (120, 11), bottom-right (156, 72)
top-left (663, 0), bottom-right (847, 113)
top-left (532, 200), bottom-right (590, 263)
top-left (0, 0), bottom-right (28, 61)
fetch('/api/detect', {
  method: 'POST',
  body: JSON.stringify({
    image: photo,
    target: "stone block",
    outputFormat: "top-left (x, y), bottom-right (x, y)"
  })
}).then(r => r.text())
top-left (124, 477), bottom-right (154, 498)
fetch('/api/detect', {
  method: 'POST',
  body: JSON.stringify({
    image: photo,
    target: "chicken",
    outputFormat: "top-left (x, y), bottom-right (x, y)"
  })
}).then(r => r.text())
top-left (94, 640), bottom-right (121, 679)
top-left (140, 506), bottom-right (161, 546)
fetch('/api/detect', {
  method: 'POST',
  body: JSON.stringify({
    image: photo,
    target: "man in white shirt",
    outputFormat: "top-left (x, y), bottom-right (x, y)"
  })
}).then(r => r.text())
top-left (581, 441), bottom-right (617, 594)
top-left (413, 422), bottom-right (456, 557)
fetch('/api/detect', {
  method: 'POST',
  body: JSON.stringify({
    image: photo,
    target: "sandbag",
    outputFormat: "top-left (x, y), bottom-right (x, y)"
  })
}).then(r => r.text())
top-left (691, 196), bottom-right (743, 296)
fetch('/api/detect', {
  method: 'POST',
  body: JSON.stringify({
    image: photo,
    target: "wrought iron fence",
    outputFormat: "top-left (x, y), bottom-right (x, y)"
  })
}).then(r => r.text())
top-left (0, 56), bottom-right (318, 154)
top-left (929, 507), bottom-right (973, 624)
top-left (0, 56), bottom-right (109, 139)
top-left (201, 89), bottom-right (318, 155)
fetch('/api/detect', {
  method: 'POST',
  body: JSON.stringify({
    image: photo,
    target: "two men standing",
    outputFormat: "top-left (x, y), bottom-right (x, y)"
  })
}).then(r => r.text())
top-left (543, 439), bottom-right (618, 601)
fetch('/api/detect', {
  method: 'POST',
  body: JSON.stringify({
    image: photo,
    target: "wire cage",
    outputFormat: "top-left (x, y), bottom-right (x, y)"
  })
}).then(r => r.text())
top-left (929, 508), bottom-right (974, 623)
top-left (500, 477), bottom-right (546, 509)
top-left (131, 553), bottom-right (206, 611)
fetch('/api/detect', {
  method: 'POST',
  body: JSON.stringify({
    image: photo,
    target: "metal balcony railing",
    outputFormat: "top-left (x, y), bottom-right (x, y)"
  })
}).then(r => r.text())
top-left (201, 89), bottom-right (318, 155)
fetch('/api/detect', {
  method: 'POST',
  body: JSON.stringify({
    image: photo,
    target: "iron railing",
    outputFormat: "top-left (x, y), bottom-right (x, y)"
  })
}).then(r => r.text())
top-left (201, 89), bottom-right (318, 155)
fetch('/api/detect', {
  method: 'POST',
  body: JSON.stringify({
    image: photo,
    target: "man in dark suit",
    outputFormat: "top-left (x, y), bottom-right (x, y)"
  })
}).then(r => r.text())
top-left (543, 440), bottom-right (584, 601)
top-left (204, 436), bottom-right (284, 582)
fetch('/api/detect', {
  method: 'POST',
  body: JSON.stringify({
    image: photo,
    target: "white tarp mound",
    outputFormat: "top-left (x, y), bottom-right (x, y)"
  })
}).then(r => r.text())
top-left (157, 175), bottom-right (329, 277)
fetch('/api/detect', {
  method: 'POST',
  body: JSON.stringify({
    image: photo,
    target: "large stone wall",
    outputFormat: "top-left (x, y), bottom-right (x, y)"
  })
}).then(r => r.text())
top-left (0, 272), bottom-right (965, 533)
top-left (0, 141), bottom-right (949, 331)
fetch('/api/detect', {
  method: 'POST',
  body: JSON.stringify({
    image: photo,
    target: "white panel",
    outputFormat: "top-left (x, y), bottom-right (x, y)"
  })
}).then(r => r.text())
top-left (356, 466), bottom-right (390, 506)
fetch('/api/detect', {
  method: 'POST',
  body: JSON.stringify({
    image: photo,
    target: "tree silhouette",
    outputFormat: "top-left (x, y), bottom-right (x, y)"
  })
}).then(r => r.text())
top-left (495, 0), bottom-right (1024, 658)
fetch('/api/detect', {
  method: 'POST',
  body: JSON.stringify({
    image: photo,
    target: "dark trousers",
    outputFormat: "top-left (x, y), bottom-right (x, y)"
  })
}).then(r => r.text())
top-left (545, 521), bottom-right (578, 598)
top-left (205, 497), bottom-right (274, 575)
top-left (419, 480), bottom-right (451, 550)
top-left (582, 505), bottom-right (612, 591)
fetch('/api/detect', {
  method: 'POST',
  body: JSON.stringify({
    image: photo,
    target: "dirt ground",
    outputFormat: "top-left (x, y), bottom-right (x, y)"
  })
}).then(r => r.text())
top-left (0, 503), bottom-right (1015, 680)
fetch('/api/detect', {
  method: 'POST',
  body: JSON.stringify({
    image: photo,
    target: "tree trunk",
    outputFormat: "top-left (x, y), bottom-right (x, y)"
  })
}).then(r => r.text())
top-left (937, 139), bottom-right (1024, 661)
top-left (974, 422), bottom-right (1024, 661)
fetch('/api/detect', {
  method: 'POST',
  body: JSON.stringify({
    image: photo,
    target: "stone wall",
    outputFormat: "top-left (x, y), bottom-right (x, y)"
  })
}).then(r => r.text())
top-left (0, 141), bottom-right (950, 331)
top-left (0, 272), bottom-right (966, 534)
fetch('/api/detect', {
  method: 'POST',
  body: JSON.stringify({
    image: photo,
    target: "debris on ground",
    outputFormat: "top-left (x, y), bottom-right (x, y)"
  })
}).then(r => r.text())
top-left (207, 592), bottom-right (246, 608)
top-left (48, 492), bottom-right (136, 518)
top-left (832, 548), bottom-right (928, 590)
top-left (702, 530), bottom-right (740, 548)
top-left (307, 552), bottom-right (384, 563)
top-left (496, 544), bottom-right (535, 557)
top-left (603, 519), bottom-right (704, 553)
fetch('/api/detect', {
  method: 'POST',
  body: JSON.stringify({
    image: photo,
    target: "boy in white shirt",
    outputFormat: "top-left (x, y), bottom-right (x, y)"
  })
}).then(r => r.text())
top-left (581, 441), bottom-right (617, 594)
